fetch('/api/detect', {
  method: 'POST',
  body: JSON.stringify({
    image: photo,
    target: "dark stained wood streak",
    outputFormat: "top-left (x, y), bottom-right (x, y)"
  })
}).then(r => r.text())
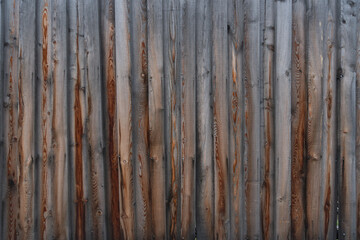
top-left (74, 3), bottom-right (85, 239)
top-left (290, 0), bottom-right (306, 238)
top-left (212, 0), bottom-right (229, 238)
top-left (261, 0), bottom-right (275, 239)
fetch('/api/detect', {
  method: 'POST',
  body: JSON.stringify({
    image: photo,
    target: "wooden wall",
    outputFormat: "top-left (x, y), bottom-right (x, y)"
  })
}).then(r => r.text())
top-left (0, 0), bottom-right (359, 239)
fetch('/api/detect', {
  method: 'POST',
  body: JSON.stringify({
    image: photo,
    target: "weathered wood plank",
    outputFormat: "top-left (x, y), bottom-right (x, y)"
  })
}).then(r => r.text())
top-left (212, 0), bottom-right (229, 238)
top-left (0, 0), bottom-right (4, 236)
top-left (147, 0), bottom-right (166, 238)
top-left (179, 1), bottom-right (196, 239)
top-left (320, 0), bottom-right (337, 238)
top-left (3, 0), bottom-right (20, 239)
top-left (163, 0), bottom-right (181, 238)
top-left (114, 0), bottom-right (135, 239)
top-left (274, 0), bottom-right (292, 238)
top-left (83, 0), bottom-right (107, 238)
top-left (99, 0), bottom-right (120, 239)
top-left (290, 0), bottom-right (307, 239)
top-left (131, 0), bottom-right (152, 238)
top-left (357, 0), bottom-right (360, 237)
top-left (261, 0), bottom-right (275, 239)
top-left (196, 0), bottom-right (214, 238)
top-left (306, 0), bottom-right (326, 238)
top-left (338, 0), bottom-right (357, 238)
top-left (243, 0), bottom-right (262, 238)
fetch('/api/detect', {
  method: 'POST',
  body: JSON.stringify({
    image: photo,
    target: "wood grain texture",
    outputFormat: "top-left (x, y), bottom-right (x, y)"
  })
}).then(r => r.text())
top-left (0, 1), bottom-right (359, 239)
top-left (243, 0), bottom-right (262, 238)
top-left (261, 0), bottom-right (275, 239)
top-left (163, 0), bottom-right (181, 239)
top-left (291, 0), bottom-right (307, 239)
top-left (179, 1), bottom-right (196, 239)
top-left (212, 0), bottom-right (229, 239)
top-left (338, 0), bottom-right (357, 238)
top-left (321, 0), bottom-right (337, 238)
top-left (274, 0), bottom-right (292, 238)
top-left (147, 0), bottom-right (166, 238)
top-left (115, 0), bottom-right (135, 239)
top-left (196, 0), bottom-right (214, 239)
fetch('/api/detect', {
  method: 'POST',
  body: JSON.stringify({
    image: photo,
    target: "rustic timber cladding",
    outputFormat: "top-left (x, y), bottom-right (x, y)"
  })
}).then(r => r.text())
top-left (0, 0), bottom-right (359, 239)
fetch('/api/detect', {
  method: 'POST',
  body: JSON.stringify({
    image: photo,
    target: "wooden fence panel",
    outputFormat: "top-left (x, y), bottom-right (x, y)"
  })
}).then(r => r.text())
top-left (0, 0), bottom-right (359, 239)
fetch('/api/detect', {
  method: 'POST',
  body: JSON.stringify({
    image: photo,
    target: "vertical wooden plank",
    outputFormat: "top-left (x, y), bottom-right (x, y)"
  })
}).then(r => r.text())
top-left (212, 0), bottom-right (229, 238)
top-left (274, 0), bottom-right (292, 238)
top-left (261, 0), bottom-right (275, 239)
top-left (83, 0), bottom-right (107, 238)
top-left (18, 0), bottom-right (36, 239)
top-left (3, 0), bottom-right (20, 238)
top-left (196, 0), bottom-right (214, 238)
top-left (114, 0), bottom-right (135, 239)
top-left (49, 0), bottom-right (70, 238)
top-left (357, 0), bottom-right (360, 237)
top-left (306, 0), bottom-right (326, 238)
top-left (290, 0), bottom-right (307, 239)
top-left (0, 0), bottom-right (4, 236)
top-left (147, 0), bottom-right (166, 238)
top-left (320, 0), bottom-right (337, 238)
top-left (179, 1), bottom-right (196, 239)
top-left (163, 0), bottom-right (181, 238)
top-left (243, 0), bottom-right (262, 238)
top-left (131, 0), bottom-right (151, 238)
top-left (338, 0), bottom-right (357, 238)
top-left (99, 0), bottom-right (120, 238)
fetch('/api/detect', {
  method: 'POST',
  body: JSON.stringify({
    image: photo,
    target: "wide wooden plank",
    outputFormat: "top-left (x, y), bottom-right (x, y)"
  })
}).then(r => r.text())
top-left (274, 0), bottom-right (292, 238)
top-left (243, 0), bottom-right (262, 238)
top-left (212, 0), bottom-right (229, 238)
top-left (320, 0), bottom-right (337, 238)
top-left (179, 1), bottom-right (196, 239)
top-left (196, 0), bottom-right (214, 238)
top-left (338, 0), bottom-right (357, 238)
top-left (147, 0), bottom-right (166, 238)
top-left (163, 0), bottom-right (181, 238)
top-left (290, 0), bottom-right (307, 239)
top-left (3, 0), bottom-right (20, 239)
top-left (131, 0), bottom-right (151, 238)
top-left (261, 0), bottom-right (275, 239)
top-left (114, 0), bottom-right (135, 239)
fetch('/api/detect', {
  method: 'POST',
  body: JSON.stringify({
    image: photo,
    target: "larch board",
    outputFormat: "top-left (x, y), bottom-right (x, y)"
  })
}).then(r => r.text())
top-left (0, 0), bottom-right (359, 239)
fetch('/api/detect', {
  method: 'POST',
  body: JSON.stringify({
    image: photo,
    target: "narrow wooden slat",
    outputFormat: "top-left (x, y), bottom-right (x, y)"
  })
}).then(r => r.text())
top-left (0, 0), bottom-right (5, 236)
top-left (243, 0), bottom-right (262, 238)
top-left (261, 0), bottom-right (275, 239)
top-left (290, 0), bottom-right (307, 239)
top-left (212, 0), bottom-right (229, 238)
top-left (274, 0), bottom-right (292, 238)
top-left (18, 0), bottom-right (36, 239)
top-left (83, 0), bottom-right (107, 238)
top-left (131, 0), bottom-right (151, 238)
top-left (163, 0), bottom-right (181, 238)
top-left (357, 0), bottom-right (360, 237)
top-left (179, 1), bottom-right (196, 239)
top-left (338, 0), bottom-right (357, 238)
top-left (320, 0), bottom-right (337, 238)
top-left (306, 0), bottom-right (326, 238)
top-left (3, 0), bottom-right (20, 238)
top-left (48, 0), bottom-right (70, 238)
top-left (99, 0), bottom-right (120, 238)
top-left (147, 0), bottom-right (166, 238)
top-left (114, 0), bottom-right (135, 239)
top-left (196, 0), bottom-right (214, 238)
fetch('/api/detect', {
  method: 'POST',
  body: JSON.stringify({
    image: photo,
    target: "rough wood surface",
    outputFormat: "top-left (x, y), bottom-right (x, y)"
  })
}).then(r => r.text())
top-left (0, 1), bottom-right (358, 239)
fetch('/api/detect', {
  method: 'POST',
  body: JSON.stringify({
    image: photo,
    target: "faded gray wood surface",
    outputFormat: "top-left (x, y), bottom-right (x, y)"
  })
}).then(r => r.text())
top-left (0, 0), bottom-right (359, 239)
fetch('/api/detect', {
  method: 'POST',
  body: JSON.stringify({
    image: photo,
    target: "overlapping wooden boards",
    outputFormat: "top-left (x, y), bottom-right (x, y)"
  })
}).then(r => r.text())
top-left (0, 0), bottom-right (359, 239)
